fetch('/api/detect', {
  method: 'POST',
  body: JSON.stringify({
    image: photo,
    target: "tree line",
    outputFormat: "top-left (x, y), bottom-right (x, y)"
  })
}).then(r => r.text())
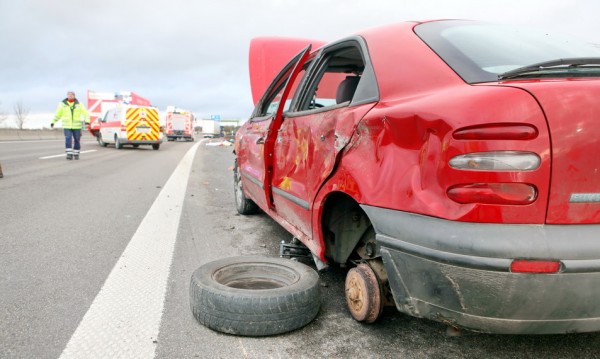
top-left (0, 101), bottom-right (29, 129)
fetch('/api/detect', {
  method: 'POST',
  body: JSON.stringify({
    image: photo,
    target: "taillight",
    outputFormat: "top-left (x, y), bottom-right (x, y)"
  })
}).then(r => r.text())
top-left (449, 151), bottom-right (540, 171)
top-left (447, 123), bottom-right (544, 219)
top-left (510, 260), bottom-right (561, 273)
top-left (121, 125), bottom-right (127, 132)
top-left (447, 183), bottom-right (537, 205)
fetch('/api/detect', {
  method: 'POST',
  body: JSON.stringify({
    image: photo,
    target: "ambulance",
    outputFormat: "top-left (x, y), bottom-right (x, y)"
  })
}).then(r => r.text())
top-left (87, 90), bottom-right (152, 138)
top-left (96, 104), bottom-right (163, 150)
top-left (165, 106), bottom-right (195, 141)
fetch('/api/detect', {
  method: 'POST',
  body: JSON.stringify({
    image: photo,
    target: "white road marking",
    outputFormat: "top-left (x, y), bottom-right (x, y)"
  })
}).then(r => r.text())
top-left (60, 142), bottom-right (200, 359)
top-left (39, 150), bottom-right (97, 159)
top-left (0, 140), bottom-right (97, 144)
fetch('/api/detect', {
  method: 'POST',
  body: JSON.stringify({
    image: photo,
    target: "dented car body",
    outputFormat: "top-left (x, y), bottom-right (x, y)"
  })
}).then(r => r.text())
top-left (234, 20), bottom-right (600, 334)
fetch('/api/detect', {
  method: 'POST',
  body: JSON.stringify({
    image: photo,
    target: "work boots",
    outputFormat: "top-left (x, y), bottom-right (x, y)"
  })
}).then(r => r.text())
top-left (66, 154), bottom-right (73, 160)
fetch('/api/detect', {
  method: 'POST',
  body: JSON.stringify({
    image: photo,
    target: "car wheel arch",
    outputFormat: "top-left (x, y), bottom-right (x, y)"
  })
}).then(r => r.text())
top-left (319, 191), bottom-right (373, 265)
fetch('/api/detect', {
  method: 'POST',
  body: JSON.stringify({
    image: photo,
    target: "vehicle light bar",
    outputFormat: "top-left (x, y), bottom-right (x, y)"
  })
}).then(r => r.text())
top-left (510, 260), bottom-right (561, 273)
top-left (447, 183), bottom-right (537, 205)
top-left (449, 151), bottom-right (540, 171)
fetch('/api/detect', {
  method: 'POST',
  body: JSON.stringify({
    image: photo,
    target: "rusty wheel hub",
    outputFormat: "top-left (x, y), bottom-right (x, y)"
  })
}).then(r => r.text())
top-left (344, 263), bottom-right (383, 323)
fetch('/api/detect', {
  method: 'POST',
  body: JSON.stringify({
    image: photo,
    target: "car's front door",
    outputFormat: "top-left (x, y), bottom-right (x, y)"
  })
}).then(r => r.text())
top-left (237, 46), bottom-right (312, 211)
top-left (99, 108), bottom-right (118, 144)
top-left (270, 43), bottom-right (378, 238)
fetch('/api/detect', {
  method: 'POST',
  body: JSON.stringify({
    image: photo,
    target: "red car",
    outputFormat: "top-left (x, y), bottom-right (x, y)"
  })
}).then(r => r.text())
top-left (233, 20), bottom-right (600, 334)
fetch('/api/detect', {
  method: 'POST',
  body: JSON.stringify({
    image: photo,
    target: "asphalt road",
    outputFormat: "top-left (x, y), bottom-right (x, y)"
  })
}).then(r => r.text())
top-left (2, 137), bottom-right (600, 358)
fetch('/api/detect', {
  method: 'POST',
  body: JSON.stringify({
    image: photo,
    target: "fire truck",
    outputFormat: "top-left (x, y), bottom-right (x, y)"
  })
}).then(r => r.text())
top-left (87, 90), bottom-right (152, 138)
top-left (165, 106), bottom-right (195, 141)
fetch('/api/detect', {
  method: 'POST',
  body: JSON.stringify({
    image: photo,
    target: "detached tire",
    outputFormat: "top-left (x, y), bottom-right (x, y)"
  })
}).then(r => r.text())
top-left (190, 256), bottom-right (320, 336)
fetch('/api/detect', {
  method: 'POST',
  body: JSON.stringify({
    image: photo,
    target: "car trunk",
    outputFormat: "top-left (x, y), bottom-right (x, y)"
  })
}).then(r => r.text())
top-left (514, 80), bottom-right (600, 224)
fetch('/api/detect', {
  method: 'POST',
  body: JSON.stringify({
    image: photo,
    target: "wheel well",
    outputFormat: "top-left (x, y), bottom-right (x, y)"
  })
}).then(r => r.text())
top-left (321, 192), bottom-right (371, 265)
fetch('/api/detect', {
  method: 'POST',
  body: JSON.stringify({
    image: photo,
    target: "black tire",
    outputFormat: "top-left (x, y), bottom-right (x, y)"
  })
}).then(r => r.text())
top-left (233, 159), bottom-right (259, 214)
top-left (190, 256), bottom-right (321, 336)
top-left (115, 135), bottom-right (123, 149)
top-left (97, 133), bottom-right (107, 147)
top-left (152, 144), bottom-right (160, 150)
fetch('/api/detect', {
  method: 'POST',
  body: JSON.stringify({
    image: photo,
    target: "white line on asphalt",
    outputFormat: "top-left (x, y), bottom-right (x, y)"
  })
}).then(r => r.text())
top-left (39, 150), bottom-right (97, 159)
top-left (0, 140), bottom-right (97, 144)
top-left (59, 142), bottom-right (201, 359)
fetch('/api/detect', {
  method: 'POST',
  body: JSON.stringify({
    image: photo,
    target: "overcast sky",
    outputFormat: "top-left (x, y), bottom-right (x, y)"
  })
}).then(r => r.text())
top-left (1, 0), bottom-right (599, 123)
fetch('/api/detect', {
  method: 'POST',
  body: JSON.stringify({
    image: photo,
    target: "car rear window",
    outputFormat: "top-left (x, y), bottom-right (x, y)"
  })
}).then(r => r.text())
top-left (415, 20), bottom-right (600, 83)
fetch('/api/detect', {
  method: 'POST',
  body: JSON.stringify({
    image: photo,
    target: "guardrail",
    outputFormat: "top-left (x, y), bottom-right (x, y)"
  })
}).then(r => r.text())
top-left (0, 129), bottom-right (86, 141)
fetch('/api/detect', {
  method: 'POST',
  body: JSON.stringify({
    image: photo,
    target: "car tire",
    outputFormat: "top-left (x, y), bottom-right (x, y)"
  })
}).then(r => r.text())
top-left (189, 255), bottom-right (321, 336)
top-left (233, 159), bottom-right (259, 214)
top-left (97, 133), bottom-right (108, 147)
top-left (152, 144), bottom-right (160, 150)
top-left (115, 136), bottom-right (123, 149)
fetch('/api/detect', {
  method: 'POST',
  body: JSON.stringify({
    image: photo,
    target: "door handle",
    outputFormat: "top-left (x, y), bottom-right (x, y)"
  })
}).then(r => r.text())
top-left (256, 137), bottom-right (265, 144)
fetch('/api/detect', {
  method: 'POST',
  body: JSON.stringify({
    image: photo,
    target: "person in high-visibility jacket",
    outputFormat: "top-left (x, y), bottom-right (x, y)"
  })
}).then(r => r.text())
top-left (51, 91), bottom-right (90, 160)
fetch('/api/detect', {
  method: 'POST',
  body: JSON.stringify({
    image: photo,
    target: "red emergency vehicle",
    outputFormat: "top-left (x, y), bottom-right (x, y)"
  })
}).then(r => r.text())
top-left (87, 90), bottom-right (152, 138)
top-left (164, 106), bottom-right (195, 141)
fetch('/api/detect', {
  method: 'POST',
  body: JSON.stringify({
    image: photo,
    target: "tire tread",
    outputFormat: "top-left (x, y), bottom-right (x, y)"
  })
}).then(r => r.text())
top-left (190, 256), bottom-right (320, 336)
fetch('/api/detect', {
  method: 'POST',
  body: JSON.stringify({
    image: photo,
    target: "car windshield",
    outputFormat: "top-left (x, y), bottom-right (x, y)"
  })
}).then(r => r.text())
top-left (415, 20), bottom-right (600, 83)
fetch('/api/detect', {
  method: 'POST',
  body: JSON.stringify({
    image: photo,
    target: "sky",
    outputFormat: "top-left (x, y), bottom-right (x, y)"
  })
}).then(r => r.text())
top-left (0, 0), bottom-right (599, 127)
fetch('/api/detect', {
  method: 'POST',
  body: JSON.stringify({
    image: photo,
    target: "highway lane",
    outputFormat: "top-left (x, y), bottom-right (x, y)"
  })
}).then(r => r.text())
top-left (0, 137), bottom-right (196, 359)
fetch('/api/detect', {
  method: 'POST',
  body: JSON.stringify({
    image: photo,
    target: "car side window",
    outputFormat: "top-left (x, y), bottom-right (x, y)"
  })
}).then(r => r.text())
top-left (102, 109), bottom-right (112, 122)
top-left (298, 46), bottom-right (365, 111)
top-left (113, 107), bottom-right (121, 121)
top-left (260, 65), bottom-right (309, 117)
top-left (251, 48), bottom-right (311, 119)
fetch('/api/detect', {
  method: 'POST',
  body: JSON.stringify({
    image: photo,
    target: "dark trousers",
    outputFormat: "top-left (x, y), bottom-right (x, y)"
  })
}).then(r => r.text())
top-left (64, 129), bottom-right (82, 150)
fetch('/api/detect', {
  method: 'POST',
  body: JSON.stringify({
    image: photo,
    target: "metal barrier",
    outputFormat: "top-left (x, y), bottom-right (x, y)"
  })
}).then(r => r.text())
top-left (0, 129), bottom-right (69, 141)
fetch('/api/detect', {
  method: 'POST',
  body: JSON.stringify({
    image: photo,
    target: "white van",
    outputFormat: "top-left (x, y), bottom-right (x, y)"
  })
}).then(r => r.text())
top-left (97, 104), bottom-right (163, 150)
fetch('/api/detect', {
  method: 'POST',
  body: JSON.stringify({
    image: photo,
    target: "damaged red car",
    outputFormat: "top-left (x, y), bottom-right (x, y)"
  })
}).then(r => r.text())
top-left (233, 20), bottom-right (600, 334)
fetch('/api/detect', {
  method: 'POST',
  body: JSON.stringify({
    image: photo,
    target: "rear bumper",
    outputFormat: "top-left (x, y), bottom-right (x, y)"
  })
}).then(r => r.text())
top-left (361, 205), bottom-right (600, 334)
top-left (118, 133), bottom-right (163, 145)
top-left (167, 133), bottom-right (192, 138)
top-left (122, 139), bottom-right (163, 145)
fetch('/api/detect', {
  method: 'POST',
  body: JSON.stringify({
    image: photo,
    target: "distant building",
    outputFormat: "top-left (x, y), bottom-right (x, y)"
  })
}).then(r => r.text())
top-left (219, 118), bottom-right (246, 127)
